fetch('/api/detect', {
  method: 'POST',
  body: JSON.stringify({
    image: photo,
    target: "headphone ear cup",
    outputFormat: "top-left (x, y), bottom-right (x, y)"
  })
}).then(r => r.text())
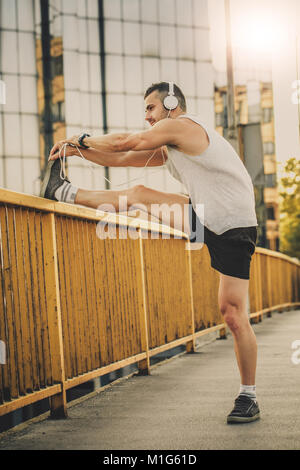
top-left (163, 95), bottom-right (178, 110)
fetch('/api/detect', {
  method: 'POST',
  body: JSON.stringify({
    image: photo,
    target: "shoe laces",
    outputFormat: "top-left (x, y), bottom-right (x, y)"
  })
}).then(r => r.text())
top-left (233, 395), bottom-right (253, 412)
top-left (58, 143), bottom-right (68, 181)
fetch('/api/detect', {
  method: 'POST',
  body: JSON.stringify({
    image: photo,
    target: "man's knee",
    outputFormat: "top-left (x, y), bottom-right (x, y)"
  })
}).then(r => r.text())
top-left (220, 301), bottom-right (246, 334)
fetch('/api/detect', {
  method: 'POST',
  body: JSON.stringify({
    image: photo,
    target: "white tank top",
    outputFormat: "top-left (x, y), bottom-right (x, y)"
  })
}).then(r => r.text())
top-left (165, 114), bottom-right (258, 235)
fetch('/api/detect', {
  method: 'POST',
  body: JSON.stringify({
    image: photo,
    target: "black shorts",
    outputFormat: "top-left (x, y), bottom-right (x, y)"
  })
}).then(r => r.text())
top-left (188, 200), bottom-right (257, 280)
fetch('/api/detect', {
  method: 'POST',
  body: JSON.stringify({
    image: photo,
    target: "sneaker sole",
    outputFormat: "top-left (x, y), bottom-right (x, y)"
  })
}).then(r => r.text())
top-left (40, 160), bottom-right (55, 199)
top-left (227, 412), bottom-right (260, 424)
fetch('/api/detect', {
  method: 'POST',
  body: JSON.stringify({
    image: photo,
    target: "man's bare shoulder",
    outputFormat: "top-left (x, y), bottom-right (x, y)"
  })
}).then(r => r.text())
top-left (153, 116), bottom-right (209, 156)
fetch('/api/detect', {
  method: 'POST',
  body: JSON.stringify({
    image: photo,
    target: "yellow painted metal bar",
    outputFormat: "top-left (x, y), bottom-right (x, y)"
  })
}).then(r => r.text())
top-left (42, 213), bottom-right (67, 418)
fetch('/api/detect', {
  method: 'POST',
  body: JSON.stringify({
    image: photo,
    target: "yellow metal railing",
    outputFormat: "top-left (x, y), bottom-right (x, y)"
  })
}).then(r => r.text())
top-left (0, 188), bottom-right (299, 418)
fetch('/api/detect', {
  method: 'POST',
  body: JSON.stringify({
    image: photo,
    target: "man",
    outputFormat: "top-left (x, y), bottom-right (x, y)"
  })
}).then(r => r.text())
top-left (41, 82), bottom-right (260, 424)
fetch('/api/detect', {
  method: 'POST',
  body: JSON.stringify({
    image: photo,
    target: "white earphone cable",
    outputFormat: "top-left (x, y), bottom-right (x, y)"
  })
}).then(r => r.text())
top-left (58, 142), bottom-right (168, 188)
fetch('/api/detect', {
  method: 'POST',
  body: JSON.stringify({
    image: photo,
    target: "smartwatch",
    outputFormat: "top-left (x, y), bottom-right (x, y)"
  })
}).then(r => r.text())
top-left (78, 133), bottom-right (91, 149)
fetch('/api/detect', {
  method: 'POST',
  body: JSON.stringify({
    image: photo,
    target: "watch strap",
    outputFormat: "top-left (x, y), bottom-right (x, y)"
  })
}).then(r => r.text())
top-left (78, 133), bottom-right (91, 149)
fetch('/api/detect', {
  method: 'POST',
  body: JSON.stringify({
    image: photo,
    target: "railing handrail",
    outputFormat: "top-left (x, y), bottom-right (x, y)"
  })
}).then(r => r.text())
top-left (0, 187), bottom-right (298, 266)
top-left (0, 187), bottom-right (187, 239)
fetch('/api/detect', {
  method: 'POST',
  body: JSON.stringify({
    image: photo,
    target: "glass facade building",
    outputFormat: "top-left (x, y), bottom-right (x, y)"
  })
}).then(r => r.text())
top-left (0, 0), bottom-right (214, 196)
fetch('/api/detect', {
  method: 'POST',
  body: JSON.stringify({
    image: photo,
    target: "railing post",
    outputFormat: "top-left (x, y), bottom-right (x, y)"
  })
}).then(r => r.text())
top-left (219, 327), bottom-right (227, 339)
top-left (137, 231), bottom-right (151, 375)
top-left (42, 212), bottom-right (67, 418)
top-left (266, 255), bottom-right (273, 317)
top-left (257, 254), bottom-right (263, 321)
top-left (186, 243), bottom-right (196, 353)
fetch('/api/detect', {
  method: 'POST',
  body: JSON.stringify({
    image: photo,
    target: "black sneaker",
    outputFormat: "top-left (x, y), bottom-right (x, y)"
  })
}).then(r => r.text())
top-left (40, 158), bottom-right (70, 201)
top-left (227, 395), bottom-right (260, 424)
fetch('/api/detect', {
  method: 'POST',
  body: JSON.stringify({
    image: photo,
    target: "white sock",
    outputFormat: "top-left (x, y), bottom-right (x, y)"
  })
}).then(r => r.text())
top-left (54, 181), bottom-right (78, 204)
top-left (239, 384), bottom-right (256, 401)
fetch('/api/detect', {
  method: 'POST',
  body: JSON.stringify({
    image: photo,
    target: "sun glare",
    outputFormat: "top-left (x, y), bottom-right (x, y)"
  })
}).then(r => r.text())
top-left (232, 11), bottom-right (286, 55)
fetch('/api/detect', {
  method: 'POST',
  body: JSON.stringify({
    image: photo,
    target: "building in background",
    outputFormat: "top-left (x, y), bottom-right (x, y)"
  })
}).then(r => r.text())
top-left (0, 0), bottom-right (214, 196)
top-left (214, 81), bottom-right (279, 250)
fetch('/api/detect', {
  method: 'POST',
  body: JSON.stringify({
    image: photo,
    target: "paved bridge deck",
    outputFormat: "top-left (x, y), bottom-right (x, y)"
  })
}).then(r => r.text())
top-left (0, 309), bottom-right (299, 451)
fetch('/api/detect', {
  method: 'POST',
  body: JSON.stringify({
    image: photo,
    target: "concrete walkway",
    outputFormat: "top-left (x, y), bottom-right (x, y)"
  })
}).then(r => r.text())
top-left (0, 309), bottom-right (300, 450)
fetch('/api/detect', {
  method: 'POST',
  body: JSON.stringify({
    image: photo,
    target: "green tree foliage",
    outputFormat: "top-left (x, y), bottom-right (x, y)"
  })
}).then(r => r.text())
top-left (279, 157), bottom-right (300, 260)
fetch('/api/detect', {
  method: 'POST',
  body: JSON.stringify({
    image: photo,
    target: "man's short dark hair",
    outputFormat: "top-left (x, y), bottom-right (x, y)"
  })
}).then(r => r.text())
top-left (144, 82), bottom-right (187, 112)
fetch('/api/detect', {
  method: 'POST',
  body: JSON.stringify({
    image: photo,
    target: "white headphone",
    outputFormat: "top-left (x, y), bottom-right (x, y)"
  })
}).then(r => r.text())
top-left (163, 82), bottom-right (178, 111)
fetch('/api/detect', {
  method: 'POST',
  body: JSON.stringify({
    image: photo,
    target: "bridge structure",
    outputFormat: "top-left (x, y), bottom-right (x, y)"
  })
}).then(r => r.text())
top-left (0, 188), bottom-right (299, 449)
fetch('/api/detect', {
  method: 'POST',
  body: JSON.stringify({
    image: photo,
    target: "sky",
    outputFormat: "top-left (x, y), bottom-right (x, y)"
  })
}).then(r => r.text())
top-left (207, 0), bottom-right (300, 171)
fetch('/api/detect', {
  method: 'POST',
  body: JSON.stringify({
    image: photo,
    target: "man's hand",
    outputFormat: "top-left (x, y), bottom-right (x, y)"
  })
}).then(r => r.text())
top-left (48, 135), bottom-right (84, 161)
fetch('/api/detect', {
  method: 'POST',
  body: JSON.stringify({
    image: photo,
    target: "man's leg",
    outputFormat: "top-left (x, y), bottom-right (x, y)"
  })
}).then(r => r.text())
top-left (75, 185), bottom-right (190, 232)
top-left (218, 273), bottom-right (260, 423)
top-left (218, 273), bottom-right (257, 385)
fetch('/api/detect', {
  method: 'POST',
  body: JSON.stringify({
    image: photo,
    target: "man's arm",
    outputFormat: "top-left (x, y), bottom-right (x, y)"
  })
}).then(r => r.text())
top-left (49, 118), bottom-right (180, 160)
top-left (49, 143), bottom-right (167, 167)
top-left (83, 118), bottom-right (180, 152)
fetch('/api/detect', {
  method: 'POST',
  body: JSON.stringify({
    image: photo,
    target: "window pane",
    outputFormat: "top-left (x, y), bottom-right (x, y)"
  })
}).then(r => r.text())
top-left (125, 95), bottom-right (144, 129)
top-left (87, 19), bottom-right (100, 54)
top-left (17, 0), bottom-right (34, 31)
top-left (0, 0), bottom-right (17, 29)
top-left (196, 63), bottom-right (214, 98)
top-left (161, 59), bottom-right (178, 82)
top-left (50, 8), bottom-right (62, 37)
top-left (22, 158), bottom-right (40, 195)
top-left (62, 15), bottom-right (79, 50)
top-left (62, 0), bottom-right (77, 14)
top-left (176, 0), bottom-right (192, 26)
top-left (158, 0), bottom-right (176, 24)
top-left (1, 31), bottom-right (18, 73)
top-left (79, 54), bottom-right (90, 92)
top-left (178, 60), bottom-right (195, 96)
top-left (197, 98), bottom-right (215, 128)
top-left (90, 93), bottom-right (103, 128)
top-left (80, 92), bottom-right (92, 127)
top-left (194, 29), bottom-right (211, 61)
top-left (104, 0), bottom-right (121, 19)
top-left (87, 0), bottom-right (98, 18)
top-left (143, 58), bottom-right (160, 86)
top-left (79, 18), bottom-right (88, 53)
top-left (186, 97), bottom-right (196, 114)
top-left (89, 54), bottom-right (101, 93)
top-left (106, 55), bottom-right (124, 93)
top-left (20, 76), bottom-right (38, 114)
top-left (107, 94), bottom-right (125, 128)
top-left (123, 0), bottom-right (139, 21)
top-left (177, 27), bottom-right (193, 59)
top-left (193, 0), bottom-right (209, 28)
top-left (5, 158), bottom-right (23, 191)
top-left (4, 114), bottom-right (21, 156)
top-left (123, 22), bottom-right (141, 55)
top-left (124, 57), bottom-right (142, 94)
top-left (19, 33), bottom-right (36, 74)
top-left (141, 0), bottom-right (158, 22)
top-left (63, 51), bottom-right (80, 90)
top-left (77, 0), bottom-right (87, 17)
top-left (3, 74), bottom-right (20, 113)
top-left (65, 90), bottom-right (81, 125)
top-left (160, 26), bottom-right (176, 58)
top-left (21, 115), bottom-right (39, 157)
top-left (142, 24), bottom-right (159, 56)
top-left (105, 20), bottom-right (123, 53)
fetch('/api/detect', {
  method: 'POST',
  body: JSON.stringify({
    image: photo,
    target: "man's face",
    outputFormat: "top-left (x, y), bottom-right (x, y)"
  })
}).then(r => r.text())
top-left (144, 91), bottom-right (168, 127)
